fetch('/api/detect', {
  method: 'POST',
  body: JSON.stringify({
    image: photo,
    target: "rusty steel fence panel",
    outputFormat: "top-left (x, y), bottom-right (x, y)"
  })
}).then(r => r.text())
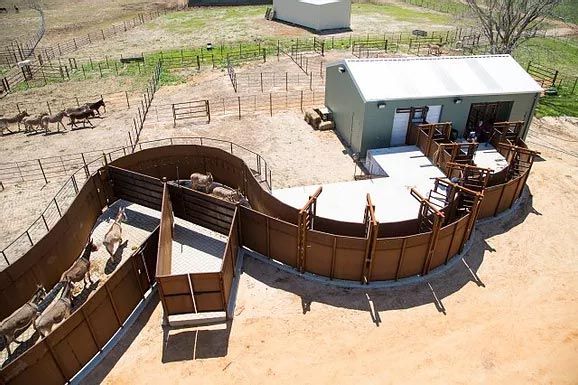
top-left (0, 230), bottom-right (156, 385)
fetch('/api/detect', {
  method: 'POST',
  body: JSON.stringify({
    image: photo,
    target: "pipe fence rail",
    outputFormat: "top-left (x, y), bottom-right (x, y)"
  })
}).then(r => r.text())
top-left (129, 61), bottom-right (162, 150)
top-left (0, 1), bottom-right (45, 66)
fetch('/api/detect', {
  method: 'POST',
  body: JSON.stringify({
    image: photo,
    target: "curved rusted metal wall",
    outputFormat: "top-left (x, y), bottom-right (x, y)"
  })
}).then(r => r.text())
top-left (0, 141), bottom-right (532, 385)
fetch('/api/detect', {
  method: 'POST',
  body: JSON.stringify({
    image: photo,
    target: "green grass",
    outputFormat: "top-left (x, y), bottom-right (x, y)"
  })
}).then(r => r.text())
top-left (535, 93), bottom-right (578, 118)
top-left (151, 6), bottom-right (266, 33)
top-left (513, 36), bottom-right (578, 117)
top-left (158, 68), bottom-right (187, 86)
top-left (553, 0), bottom-right (578, 25)
top-left (353, 3), bottom-right (453, 25)
top-left (395, 0), bottom-right (470, 16)
top-left (513, 36), bottom-right (578, 75)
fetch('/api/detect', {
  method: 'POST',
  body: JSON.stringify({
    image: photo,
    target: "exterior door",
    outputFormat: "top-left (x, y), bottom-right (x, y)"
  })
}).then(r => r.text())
top-left (426, 105), bottom-right (442, 123)
top-left (391, 105), bottom-right (442, 146)
top-left (391, 111), bottom-right (410, 146)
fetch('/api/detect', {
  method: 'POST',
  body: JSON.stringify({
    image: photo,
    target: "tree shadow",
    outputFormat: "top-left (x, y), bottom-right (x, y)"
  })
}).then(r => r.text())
top-left (161, 320), bottom-right (232, 363)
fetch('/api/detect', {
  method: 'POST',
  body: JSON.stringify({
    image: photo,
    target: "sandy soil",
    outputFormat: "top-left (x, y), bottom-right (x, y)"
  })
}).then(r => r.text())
top-left (0, 7), bottom-right (40, 46)
top-left (0, 77), bottom-right (146, 164)
top-left (80, 118), bottom-right (578, 384)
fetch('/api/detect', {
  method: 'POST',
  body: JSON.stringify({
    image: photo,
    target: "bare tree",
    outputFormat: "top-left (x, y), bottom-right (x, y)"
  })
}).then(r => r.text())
top-left (465, 0), bottom-right (563, 54)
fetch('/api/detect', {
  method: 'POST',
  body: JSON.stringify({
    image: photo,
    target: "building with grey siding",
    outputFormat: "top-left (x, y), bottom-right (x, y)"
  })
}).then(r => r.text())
top-left (273, 0), bottom-right (351, 32)
top-left (325, 55), bottom-right (542, 155)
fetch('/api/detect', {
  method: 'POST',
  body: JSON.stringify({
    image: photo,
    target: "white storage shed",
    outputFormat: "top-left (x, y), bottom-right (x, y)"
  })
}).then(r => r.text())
top-left (325, 55), bottom-right (543, 155)
top-left (272, 0), bottom-right (351, 32)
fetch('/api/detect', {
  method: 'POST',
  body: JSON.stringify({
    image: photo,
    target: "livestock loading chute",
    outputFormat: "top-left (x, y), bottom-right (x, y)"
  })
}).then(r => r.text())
top-left (0, 132), bottom-right (537, 385)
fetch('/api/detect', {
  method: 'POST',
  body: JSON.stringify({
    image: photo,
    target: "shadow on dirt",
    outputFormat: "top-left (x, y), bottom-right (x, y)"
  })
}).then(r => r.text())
top-left (243, 189), bottom-right (539, 324)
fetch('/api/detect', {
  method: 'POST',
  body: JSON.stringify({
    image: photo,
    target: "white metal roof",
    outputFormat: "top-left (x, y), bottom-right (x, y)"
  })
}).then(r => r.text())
top-left (331, 55), bottom-right (542, 102)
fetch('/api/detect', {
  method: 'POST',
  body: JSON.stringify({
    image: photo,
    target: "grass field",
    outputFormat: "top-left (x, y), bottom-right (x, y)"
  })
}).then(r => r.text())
top-left (352, 2), bottom-right (453, 24)
top-left (514, 36), bottom-right (578, 117)
top-left (553, 0), bottom-right (578, 25)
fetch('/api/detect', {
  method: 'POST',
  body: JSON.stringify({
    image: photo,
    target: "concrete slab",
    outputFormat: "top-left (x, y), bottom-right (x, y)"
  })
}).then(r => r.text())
top-left (170, 218), bottom-right (228, 275)
top-left (274, 145), bottom-right (445, 224)
top-left (472, 143), bottom-right (509, 173)
top-left (168, 312), bottom-right (227, 328)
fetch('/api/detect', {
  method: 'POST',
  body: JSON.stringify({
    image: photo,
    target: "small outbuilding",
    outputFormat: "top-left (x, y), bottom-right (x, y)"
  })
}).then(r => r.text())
top-left (272, 0), bottom-right (351, 32)
top-left (325, 55), bottom-right (542, 155)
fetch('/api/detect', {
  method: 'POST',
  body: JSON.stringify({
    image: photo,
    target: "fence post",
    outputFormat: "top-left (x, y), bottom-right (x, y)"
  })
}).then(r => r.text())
top-left (206, 100), bottom-right (211, 123)
top-left (172, 104), bottom-right (176, 127)
top-left (41, 214), bottom-right (49, 231)
top-left (125, 91), bottom-right (130, 108)
top-left (38, 159), bottom-right (48, 184)
top-left (54, 198), bottom-right (61, 217)
top-left (81, 153), bottom-right (89, 178)
top-left (46, 101), bottom-right (52, 115)
top-left (71, 174), bottom-right (79, 194)
top-left (238, 96), bottom-right (241, 120)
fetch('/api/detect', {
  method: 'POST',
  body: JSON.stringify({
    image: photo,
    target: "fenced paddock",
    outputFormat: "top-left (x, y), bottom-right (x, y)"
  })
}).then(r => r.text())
top-left (233, 70), bottom-right (325, 93)
top-left (144, 90), bottom-right (324, 128)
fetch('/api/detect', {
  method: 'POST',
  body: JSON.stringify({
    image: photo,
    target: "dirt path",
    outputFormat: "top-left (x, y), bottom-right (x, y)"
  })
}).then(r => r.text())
top-left (79, 120), bottom-right (578, 385)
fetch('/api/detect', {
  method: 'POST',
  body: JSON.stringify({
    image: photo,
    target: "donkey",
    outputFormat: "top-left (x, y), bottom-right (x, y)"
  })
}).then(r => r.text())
top-left (65, 105), bottom-right (89, 115)
top-left (86, 98), bottom-right (105, 116)
top-left (23, 113), bottom-right (49, 133)
top-left (0, 111), bottom-right (29, 134)
top-left (41, 110), bottom-right (68, 132)
top-left (210, 185), bottom-right (251, 207)
top-left (190, 172), bottom-right (214, 193)
top-left (68, 108), bottom-right (95, 128)
top-left (33, 282), bottom-right (73, 338)
top-left (60, 238), bottom-right (98, 287)
top-left (103, 207), bottom-right (127, 258)
top-left (0, 284), bottom-right (46, 355)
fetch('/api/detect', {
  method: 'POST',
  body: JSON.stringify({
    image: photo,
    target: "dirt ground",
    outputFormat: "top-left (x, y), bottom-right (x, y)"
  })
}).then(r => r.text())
top-left (80, 117), bottom-right (578, 385)
top-left (64, 3), bottom-right (461, 60)
top-left (0, 76), bottom-right (146, 164)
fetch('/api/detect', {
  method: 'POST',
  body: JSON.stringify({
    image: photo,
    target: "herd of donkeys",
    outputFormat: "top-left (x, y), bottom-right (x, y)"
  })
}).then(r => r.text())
top-left (0, 98), bottom-right (106, 135)
top-left (0, 171), bottom-right (250, 360)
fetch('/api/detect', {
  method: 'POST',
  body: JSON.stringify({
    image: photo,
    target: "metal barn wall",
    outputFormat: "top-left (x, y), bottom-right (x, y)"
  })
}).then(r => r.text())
top-left (325, 63), bottom-right (366, 154)
top-left (360, 92), bottom-right (539, 154)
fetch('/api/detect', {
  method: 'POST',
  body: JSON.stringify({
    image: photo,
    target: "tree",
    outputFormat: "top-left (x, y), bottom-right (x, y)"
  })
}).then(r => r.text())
top-left (465, 0), bottom-right (563, 54)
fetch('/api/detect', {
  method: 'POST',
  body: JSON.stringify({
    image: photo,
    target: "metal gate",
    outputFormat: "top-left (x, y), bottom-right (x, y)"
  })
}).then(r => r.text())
top-left (172, 100), bottom-right (210, 126)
